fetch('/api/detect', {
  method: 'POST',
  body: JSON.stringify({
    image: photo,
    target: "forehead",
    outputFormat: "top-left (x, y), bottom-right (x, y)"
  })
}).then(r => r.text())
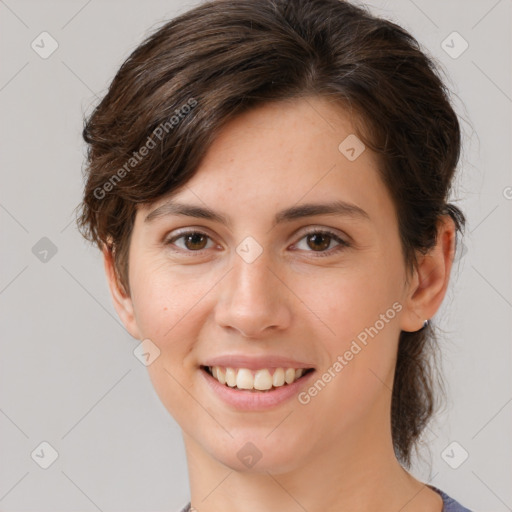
top-left (136, 96), bottom-right (394, 228)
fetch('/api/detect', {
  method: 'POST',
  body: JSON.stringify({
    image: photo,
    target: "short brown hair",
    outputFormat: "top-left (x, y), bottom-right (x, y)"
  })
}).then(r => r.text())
top-left (76, 0), bottom-right (466, 467)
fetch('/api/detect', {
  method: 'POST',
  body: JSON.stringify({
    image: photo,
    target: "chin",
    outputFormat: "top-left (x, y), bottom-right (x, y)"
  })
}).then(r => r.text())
top-left (207, 434), bottom-right (308, 474)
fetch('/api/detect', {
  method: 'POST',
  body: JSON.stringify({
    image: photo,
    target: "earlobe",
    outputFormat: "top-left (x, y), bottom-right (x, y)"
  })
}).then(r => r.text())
top-left (102, 245), bottom-right (141, 340)
top-left (400, 216), bottom-right (456, 332)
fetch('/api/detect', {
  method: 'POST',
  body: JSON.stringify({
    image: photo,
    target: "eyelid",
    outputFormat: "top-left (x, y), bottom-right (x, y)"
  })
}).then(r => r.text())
top-left (164, 227), bottom-right (219, 253)
top-left (296, 225), bottom-right (349, 242)
top-left (290, 227), bottom-right (350, 256)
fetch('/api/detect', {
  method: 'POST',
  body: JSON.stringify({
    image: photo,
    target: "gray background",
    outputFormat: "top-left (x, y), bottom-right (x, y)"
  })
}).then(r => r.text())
top-left (0, 0), bottom-right (511, 510)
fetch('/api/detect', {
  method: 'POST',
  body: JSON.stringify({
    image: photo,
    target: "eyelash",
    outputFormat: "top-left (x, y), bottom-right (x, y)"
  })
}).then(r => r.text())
top-left (164, 228), bottom-right (350, 258)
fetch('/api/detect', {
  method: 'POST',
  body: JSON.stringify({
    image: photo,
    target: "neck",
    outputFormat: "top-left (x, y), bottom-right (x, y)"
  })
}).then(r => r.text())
top-left (182, 415), bottom-right (442, 512)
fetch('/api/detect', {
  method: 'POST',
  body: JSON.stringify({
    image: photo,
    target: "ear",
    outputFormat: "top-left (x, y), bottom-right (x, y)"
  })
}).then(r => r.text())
top-left (102, 245), bottom-right (141, 340)
top-left (400, 215), bottom-right (457, 332)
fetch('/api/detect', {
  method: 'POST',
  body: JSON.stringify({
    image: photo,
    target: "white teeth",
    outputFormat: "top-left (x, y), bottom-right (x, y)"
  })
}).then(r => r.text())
top-left (236, 368), bottom-right (254, 390)
top-left (272, 367), bottom-right (285, 387)
top-left (216, 367), bottom-right (226, 385)
top-left (225, 367), bottom-right (236, 387)
top-left (285, 368), bottom-right (296, 384)
top-left (253, 369), bottom-right (273, 390)
top-left (207, 366), bottom-right (309, 390)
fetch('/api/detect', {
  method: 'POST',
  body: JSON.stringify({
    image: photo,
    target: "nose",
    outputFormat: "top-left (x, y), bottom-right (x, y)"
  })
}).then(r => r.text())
top-left (214, 253), bottom-right (292, 338)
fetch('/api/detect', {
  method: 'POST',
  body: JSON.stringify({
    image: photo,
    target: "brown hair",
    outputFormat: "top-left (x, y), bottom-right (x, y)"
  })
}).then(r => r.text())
top-left (76, 0), bottom-right (465, 467)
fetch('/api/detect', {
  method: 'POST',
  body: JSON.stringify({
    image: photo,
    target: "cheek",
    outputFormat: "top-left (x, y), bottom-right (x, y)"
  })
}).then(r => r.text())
top-left (293, 255), bottom-right (403, 389)
top-left (298, 263), bottom-right (401, 344)
top-left (129, 256), bottom-right (213, 340)
top-left (294, 271), bottom-right (401, 431)
top-left (129, 265), bottom-right (214, 418)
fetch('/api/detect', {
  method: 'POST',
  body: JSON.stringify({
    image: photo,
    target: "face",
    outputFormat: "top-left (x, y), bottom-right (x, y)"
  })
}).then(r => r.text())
top-left (109, 97), bottom-right (427, 473)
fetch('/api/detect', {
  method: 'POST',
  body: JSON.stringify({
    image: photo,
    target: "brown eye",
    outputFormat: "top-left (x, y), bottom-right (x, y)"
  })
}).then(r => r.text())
top-left (166, 231), bottom-right (214, 252)
top-left (306, 233), bottom-right (332, 251)
top-left (183, 233), bottom-right (208, 250)
top-left (293, 229), bottom-right (350, 257)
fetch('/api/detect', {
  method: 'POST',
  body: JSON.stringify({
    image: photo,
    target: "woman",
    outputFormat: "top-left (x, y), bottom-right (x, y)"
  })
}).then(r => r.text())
top-left (77, 0), bottom-right (473, 510)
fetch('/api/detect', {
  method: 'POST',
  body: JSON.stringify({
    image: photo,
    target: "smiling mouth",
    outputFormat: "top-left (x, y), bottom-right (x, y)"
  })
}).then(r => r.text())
top-left (200, 365), bottom-right (315, 392)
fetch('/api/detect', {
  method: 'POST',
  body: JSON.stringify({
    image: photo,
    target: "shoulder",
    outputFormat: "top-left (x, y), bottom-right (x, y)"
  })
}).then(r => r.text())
top-left (430, 485), bottom-right (474, 512)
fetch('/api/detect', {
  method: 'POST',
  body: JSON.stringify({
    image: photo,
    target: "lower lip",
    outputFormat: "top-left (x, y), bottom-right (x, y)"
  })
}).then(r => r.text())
top-left (199, 367), bottom-right (316, 411)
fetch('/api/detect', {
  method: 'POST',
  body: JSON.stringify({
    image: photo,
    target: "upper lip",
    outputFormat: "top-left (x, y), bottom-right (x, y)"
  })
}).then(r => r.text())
top-left (201, 355), bottom-right (315, 370)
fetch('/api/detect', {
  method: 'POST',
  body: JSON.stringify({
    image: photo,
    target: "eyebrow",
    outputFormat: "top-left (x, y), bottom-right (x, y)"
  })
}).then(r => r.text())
top-left (144, 199), bottom-right (370, 227)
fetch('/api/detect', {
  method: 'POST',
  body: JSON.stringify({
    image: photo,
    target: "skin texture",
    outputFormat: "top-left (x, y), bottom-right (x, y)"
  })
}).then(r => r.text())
top-left (103, 97), bottom-right (455, 512)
